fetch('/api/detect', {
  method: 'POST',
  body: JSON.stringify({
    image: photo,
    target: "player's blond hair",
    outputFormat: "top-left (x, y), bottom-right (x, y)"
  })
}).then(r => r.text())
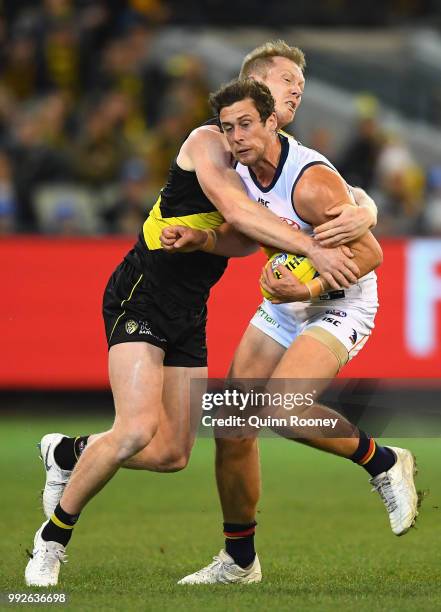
top-left (239, 40), bottom-right (306, 80)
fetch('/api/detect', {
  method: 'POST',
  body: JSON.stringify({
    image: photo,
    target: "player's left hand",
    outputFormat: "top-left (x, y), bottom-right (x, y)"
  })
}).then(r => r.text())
top-left (260, 264), bottom-right (309, 304)
top-left (313, 199), bottom-right (376, 247)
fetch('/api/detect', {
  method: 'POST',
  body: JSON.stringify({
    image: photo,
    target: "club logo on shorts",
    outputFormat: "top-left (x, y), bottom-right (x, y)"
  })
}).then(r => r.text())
top-left (125, 320), bottom-right (139, 334)
top-left (349, 329), bottom-right (358, 345)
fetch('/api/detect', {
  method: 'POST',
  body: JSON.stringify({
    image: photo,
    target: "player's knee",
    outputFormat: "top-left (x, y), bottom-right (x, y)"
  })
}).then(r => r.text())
top-left (114, 424), bottom-right (158, 460)
top-left (151, 449), bottom-right (191, 472)
top-left (215, 437), bottom-right (256, 461)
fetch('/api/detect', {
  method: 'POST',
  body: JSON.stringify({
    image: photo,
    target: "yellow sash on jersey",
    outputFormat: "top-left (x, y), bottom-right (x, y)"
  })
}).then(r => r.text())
top-left (143, 195), bottom-right (225, 251)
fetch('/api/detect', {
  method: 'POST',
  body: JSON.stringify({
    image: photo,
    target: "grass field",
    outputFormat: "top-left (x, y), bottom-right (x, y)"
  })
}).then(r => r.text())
top-left (1, 414), bottom-right (441, 611)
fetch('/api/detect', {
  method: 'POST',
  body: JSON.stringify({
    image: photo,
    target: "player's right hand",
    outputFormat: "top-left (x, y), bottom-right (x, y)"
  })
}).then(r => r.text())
top-left (307, 242), bottom-right (360, 290)
top-left (160, 225), bottom-right (208, 252)
top-left (260, 264), bottom-right (309, 303)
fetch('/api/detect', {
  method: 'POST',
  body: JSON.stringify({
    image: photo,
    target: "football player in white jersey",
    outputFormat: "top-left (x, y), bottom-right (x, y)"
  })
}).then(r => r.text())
top-left (24, 42), bottom-right (383, 588)
top-left (163, 78), bottom-right (419, 585)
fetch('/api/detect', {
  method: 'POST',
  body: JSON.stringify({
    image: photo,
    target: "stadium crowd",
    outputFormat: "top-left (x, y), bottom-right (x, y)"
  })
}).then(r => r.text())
top-left (0, 0), bottom-right (440, 236)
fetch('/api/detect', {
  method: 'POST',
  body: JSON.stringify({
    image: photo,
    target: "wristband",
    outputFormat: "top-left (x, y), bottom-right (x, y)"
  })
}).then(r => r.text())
top-left (201, 228), bottom-right (218, 253)
top-left (306, 277), bottom-right (326, 299)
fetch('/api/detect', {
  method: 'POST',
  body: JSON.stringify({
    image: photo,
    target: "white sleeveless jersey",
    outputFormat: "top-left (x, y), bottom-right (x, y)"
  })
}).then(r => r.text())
top-left (234, 132), bottom-right (378, 314)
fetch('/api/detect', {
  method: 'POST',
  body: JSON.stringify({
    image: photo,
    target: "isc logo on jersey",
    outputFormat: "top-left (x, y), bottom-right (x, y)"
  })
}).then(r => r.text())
top-left (261, 252), bottom-right (318, 300)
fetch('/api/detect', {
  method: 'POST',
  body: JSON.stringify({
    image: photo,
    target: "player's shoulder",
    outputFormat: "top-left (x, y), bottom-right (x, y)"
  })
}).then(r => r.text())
top-left (188, 116), bottom-right (221, 138)
top-left (179, 117), bottom-right (221, 149)
top-left (176, 119), bottom-right (224, 170)
top-left (186, 123), bottom-right (223, 144)
top-left (279, 130), bottom-right (328, 166)
top-left (181, 122), bottom-right (230, 169)
top-left (295, 140), bottom-right (333, 168)
top-left (279, 130), bottom-right (330, 163)
top-left (276, 131), bottom-right (339, 188)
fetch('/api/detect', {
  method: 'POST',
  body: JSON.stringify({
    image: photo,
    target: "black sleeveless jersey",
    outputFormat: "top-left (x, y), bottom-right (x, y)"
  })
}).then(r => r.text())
top-left (129, 118), bottom-right (228, 309)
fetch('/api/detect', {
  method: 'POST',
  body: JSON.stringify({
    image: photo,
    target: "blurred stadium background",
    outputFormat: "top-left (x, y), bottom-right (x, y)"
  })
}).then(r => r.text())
top-left (1, 0), bottom-right (440, 387)
top-left (1, 2), bottom-right (441, 609)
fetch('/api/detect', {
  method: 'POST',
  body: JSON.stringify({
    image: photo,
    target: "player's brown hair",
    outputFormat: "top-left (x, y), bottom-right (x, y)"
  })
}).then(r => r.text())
top-left (239, 40), bottom-right (306, 79)
top-left (209, 78), bottom-right (275, 124)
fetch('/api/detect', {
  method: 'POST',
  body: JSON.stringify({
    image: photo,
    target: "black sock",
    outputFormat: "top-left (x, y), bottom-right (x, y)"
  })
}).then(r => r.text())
top-left (224, 522), bottom-right (256, 569)
top-left (350, 431), bottom-right (396, 478)
top-left (41, 503), bottom-right (80, 547)
top-left (54, 436), bottom-right (89, 470)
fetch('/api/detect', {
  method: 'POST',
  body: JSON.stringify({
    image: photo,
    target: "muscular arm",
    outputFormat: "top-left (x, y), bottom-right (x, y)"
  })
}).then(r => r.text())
top-left (352, 186), bottom-right (378, 227)
top-left (314, 186), bottom-right (378, 246)
top-left (210, 223), bottom-right (260, 257)
top-left (160, 223), bottom-right (260, 258)
top-left (295, 165), bottom-right (383, 279)
top-left (180, 127), bottom-right (314, 255)
top-left (260, 167), bottom-right (382, 302)
top-left (175, 127), bottom-right (359, 287)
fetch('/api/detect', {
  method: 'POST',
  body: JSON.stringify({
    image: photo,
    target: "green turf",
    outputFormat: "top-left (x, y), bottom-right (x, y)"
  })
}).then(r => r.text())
top-left (1, 415), bottom-right (440, 611)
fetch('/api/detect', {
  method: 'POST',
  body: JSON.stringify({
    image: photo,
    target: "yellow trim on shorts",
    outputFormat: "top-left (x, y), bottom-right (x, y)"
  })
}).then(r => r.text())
top-left (109, 273), bottom-right (144, 341)
top-left (51, 514), bottom-right (74, 530)
top-left (301, 326), bottom-right (349, 369)
top-left (142, 195), bottom-right (224, 250)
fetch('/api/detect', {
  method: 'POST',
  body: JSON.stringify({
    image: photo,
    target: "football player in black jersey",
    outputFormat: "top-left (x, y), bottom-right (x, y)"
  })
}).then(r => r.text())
top-left (25, 41), bottom-right (377, 587)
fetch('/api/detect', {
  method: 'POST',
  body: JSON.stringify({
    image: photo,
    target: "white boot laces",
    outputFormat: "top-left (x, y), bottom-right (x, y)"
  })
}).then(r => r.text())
top-left (372, 475), bottom-right (398, 513)
top-left (40, 546), bottom-right (68, 574)
top-left (192, 555), bottom-right (223, 579)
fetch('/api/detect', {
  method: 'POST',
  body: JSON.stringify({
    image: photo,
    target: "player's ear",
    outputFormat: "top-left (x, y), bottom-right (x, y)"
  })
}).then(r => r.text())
top-left (267, 112), bottom-right (278, 132)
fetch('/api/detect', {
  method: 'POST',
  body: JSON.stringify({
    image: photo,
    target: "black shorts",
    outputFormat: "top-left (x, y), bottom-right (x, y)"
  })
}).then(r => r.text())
top-left (102, 259), bottom-right (208, 367)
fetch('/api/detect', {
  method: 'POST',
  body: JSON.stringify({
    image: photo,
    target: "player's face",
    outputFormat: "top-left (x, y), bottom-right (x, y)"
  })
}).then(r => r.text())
top-left (220, 98), bottom-right (277, 166)
top-left (257, 57), bottom-right (304, 128)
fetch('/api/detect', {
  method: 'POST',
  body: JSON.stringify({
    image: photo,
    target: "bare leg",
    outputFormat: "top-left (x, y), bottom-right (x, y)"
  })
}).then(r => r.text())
top-left (215, 325), bottom-right (360, 525)
top-left (216, 325), bottom-right (285, 523)
top-left (73, 366), bottom-right (207, 473)
top-left (123, 366), bottom-right (207, 471)
top-left (267, 333), bottom-right (359, 456)
top-left (60, 342), bottom-right (164, 515)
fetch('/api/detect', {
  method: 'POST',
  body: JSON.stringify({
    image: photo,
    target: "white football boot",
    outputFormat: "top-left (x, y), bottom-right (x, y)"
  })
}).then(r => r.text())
top-left (178, 550), bottom-right (262, 585)
top-left (39, 433), bottom-right (72, 519)
top-left (370, 446), bottom-right (419, 536)
top-left (25, 522), bottom-right (67, 587)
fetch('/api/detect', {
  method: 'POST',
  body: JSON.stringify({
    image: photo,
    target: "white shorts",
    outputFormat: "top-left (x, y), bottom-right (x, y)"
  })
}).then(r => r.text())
top-left (250, 298), bottom-right (378, 367)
